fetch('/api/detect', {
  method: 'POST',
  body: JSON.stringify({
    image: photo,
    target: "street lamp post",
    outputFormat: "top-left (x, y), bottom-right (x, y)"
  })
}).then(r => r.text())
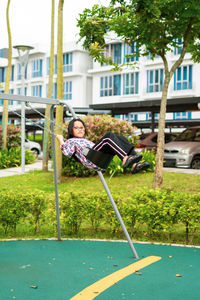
top-left (13, 45), bottom-right (34, 173)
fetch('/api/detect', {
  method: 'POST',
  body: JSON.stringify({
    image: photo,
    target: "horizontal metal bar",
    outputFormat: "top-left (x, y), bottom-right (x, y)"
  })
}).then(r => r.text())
top-left (1, 93), bottom-right (62, 105)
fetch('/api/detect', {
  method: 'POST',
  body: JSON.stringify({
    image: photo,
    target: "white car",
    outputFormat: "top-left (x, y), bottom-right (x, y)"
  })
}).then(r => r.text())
top-left (25, 138), bottom-right (41, 156)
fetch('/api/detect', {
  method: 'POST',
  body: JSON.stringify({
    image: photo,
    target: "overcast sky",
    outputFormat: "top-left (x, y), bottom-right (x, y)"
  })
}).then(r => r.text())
top-left (0, 0), bottom-right (107, 49)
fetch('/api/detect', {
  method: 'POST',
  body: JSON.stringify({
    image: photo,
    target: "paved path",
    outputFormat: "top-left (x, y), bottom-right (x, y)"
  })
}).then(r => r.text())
top-left (0, 160), bottom-right (52, 177)
top-left (0, 161), bottom-right (200, 177)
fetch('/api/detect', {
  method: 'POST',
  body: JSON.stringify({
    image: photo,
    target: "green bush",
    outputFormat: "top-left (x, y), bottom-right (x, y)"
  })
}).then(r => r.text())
top-left (0, 147), bottom-right (36, 169)
top-left (140, 148), bottom-right (156, 170)
top-left (62, 155), bottom-right (95, 177)
top-left (26, 191), bottom-right (47, 233)
top-left (0, 125), bottom-right (21, 149)
top-left (59, 192), bottom-right (87, 234)
top-left (0, 190), bottom-right (48, 234)
top-left (0, 191), bottom-right (28, 233)
top-left (1, 189), bottom-right (199, 244)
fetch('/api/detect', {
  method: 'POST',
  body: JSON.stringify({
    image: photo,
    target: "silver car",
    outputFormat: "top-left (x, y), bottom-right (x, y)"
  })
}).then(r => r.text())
top-left (164, 126), bottom-right (200, 169)
top-left (25, 138), bottom-right (41, 157)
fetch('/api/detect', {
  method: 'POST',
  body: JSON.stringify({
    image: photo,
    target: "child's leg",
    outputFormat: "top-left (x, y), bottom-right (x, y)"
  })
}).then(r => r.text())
top-left (93, 132), bottom-right (132, 160)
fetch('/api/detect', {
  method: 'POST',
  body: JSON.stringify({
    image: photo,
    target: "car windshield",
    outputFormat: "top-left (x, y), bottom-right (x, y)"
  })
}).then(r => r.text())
top-left (175, 129), bottom-right (200, 142)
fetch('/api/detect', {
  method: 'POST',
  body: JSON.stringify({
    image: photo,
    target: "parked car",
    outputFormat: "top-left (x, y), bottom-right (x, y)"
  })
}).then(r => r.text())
top-left (25, 139), bottom-right (41, 157)
top-left (136, 132), bottom-right (177, 152)
top-left (164, 126), bottom-right (200, 169)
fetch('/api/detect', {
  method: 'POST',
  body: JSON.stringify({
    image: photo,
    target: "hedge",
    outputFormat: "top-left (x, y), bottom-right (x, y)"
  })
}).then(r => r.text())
top-left (0, 147), bottom-right (36, 169)
top-left (0, 189), bottom-right (200, 244)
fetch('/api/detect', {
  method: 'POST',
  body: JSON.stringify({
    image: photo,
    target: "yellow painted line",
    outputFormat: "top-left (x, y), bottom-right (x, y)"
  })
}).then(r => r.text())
top-left (71, 256), bottom-right (161, 300)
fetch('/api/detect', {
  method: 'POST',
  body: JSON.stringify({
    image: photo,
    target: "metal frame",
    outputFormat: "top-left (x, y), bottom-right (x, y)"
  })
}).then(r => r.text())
top-left (1, 93), bottom-right (139, 259)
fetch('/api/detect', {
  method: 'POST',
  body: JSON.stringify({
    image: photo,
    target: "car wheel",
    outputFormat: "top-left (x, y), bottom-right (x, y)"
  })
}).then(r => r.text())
top-left (31, 148), bottom-right (39, 157)
top-left (191, 157), bottom-right (200, 169)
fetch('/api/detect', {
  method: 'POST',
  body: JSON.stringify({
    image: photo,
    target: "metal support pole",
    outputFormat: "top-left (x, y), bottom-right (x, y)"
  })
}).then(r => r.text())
top-left (21, 65), bottom-right (25, 174)
top-left (151, 111), bottom-right (155, 133)
top-left (50, 105), bottom-right (61, 241)
top-left (98, 171), bottom-right (139, 259)
top-left (14, 45), bottom-right (34, 174)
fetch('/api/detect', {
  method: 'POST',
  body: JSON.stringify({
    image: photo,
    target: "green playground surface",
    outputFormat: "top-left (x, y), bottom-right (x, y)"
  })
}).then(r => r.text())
top-left (0, 239), bottom-right (200, 300)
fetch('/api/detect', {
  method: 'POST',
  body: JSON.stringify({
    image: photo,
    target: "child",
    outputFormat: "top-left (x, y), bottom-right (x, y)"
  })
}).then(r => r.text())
top-left (56, 118), bottom-right (150, 173)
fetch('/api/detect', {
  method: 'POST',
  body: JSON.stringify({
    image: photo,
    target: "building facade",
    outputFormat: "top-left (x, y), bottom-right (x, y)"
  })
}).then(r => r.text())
top-left (0, 39), bottom-right (200, 127)
top-left (89, 39), bottom-right (200, 124)
top-left (0, 42), bottom-right (93, 115)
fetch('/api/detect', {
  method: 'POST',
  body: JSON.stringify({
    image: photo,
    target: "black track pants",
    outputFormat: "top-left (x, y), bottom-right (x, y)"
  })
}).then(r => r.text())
top-left (93, 132), bottom-right (135, 160)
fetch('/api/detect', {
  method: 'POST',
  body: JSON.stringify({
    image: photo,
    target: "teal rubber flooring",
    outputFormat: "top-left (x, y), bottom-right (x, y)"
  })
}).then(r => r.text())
top-left (0, 240), bottom-right (199, 300)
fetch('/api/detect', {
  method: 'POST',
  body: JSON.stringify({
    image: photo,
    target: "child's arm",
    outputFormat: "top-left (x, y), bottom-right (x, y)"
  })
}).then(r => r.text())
top-left (56, 135), bottom-right (64, 146)
top-left (56, 135), bottom-right (76, 157)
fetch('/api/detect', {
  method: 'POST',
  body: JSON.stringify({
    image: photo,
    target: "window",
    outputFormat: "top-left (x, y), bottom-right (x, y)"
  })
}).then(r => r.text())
top-left (46, 55), bottom-right (57, 75)
top-left (0, 67), bottom-right (5, 82)
top-left (63, 81), bottom-right (72, 100)
top-left (31, 85), bottom-right (42, 97)
top-left (174, 65), bottom-right (192, 90)
top-left (46, 83), bottom-right (57, 99)
top-left (11, 66), bottom-right (14, 81)
top-left (104, 43), bottom-right (122, 64)
top-left (147, 53), bottom-right (160, 60)
top-left (17, 64), bottom-right (21, 80)
top-left (32, 59), bottom-right (43, 78)
top-left (173, 112), bottom-right (191, 119)
top-left (63, 53), bottom-right (72, 72)
top-left (100, 75), bottom-right (121, 97)
top-left (123, 72), bottom-right (139, 95)
top-left (9, 89), bottom-right (14, 105)
top-left (174, 38), bottom-right (183, 55)
top-left (147, 69), bottom-right (164, 92)
top-left (124, 43), bottom-right (139, 63)
top-left (17, 64), bottom-right (27, 80)
top-left (0, 90), bottom-right (3, 106)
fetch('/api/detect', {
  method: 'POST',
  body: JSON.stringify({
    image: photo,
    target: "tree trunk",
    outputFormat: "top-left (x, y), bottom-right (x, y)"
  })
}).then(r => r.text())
top-left (42, 0), bottom-right (55, 171)
top-left (2, 0), bottom-right (12, 149)
top-left (153, 72), bottom-right (170, 188)
top-left (55, 0), bottom-right (64, 182)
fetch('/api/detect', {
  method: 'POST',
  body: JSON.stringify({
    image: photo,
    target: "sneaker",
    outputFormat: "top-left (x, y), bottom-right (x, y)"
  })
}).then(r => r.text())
top-left (123, 154), bottom-right (142, 169)
top-left (131, 162), bottom-right (150, 174)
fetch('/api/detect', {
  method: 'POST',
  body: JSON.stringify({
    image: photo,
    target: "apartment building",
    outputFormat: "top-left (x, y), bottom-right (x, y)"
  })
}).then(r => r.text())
top-left (0, 38), bottom-right (200, 128)
top-left (0, 41), bottom-right (93, 114)
top-left (89, 39), bottom-right (200, 126)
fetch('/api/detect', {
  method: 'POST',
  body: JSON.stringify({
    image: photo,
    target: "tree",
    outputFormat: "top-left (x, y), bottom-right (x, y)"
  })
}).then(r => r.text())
top-left (42, 0), bottom-right (55, 171)
top-left (77, 0), bottom-right (200, 188)
top-left (55, 0), bottom-right (64, 182)
top-left (2, 0), bottom-right (12, 149)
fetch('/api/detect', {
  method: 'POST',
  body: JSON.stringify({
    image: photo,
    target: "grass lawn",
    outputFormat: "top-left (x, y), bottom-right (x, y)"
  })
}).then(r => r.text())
top-left (1, 170), bottom-right (200, 195)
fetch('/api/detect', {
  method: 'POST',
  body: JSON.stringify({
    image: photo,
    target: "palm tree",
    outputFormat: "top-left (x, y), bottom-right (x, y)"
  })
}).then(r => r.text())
top-left (55, 0), bottom-right (64, 182)
top-left (42, 0), bottom-right (55, 171)
top-left (2, 0), bottom-right (12, 149)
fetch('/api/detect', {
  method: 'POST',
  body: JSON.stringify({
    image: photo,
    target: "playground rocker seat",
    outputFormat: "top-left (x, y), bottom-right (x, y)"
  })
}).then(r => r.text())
top-left (82, 148), bottom-right (113, 170)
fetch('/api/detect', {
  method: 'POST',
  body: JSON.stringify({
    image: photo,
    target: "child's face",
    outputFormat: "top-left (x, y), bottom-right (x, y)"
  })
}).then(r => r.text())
top-left (72, 121), bottom-right (85, 138)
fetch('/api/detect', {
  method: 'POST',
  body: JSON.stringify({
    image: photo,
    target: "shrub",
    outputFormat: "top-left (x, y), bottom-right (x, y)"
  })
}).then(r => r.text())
top-left (59, 192), bottom-right (87, 234)
top-left (0, 191), bottom-right (28, 233)
top-left (140, 148), bottom-right (156, 170)
top-left (0, 125), bottom-right (21, 149)
top-left (62, 155), bottom-right (95, 177)
top-left (0, 147), bottom-right (36, 169)
top-left (26, 191), bottom-right (47, 233)
top-left (1, 188), bottom-right (199, 244)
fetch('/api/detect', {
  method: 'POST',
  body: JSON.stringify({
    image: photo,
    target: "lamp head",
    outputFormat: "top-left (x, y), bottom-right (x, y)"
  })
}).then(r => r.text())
top-left (13, 45), bottom-right (34, 52)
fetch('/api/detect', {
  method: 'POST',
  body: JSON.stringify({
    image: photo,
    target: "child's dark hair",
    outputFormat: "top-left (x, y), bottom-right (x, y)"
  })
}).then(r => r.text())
top-left (67, 118), bottom-right (87, 139)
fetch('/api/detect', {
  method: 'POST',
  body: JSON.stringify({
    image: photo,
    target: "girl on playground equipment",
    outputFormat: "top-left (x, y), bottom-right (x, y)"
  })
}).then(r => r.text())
top-left (56, 118), bottom-right (150, 173)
